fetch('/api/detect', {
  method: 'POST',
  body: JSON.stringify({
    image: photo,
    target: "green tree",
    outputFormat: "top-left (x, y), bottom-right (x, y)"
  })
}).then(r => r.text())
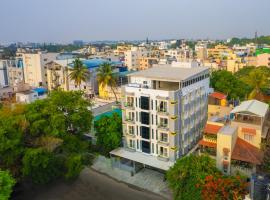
top-left (69, 58), bottom-right (90, 90)
top-left (0, 169), bottom-right (16, 200)
top-left (167, 155), bottom-right (247, 200)
top-left (0, 91), bottom-right (94, 184)
top-left (65, 154), bottom-right (83, 179)
top-left (94, 113), bottom-right (122, 155)
top-left (25, 91), bottom-right (93, 137)
top-left (210, 70), bottom-right (250, 100)
top-left (22, 148), bottom-right (62, 184)
top-left (97, 63), bottom-right (118, 102)
top-left (242, 68), bottom-right (269, 100)
top-left (166, 154), bottom-right (219, 200)
top-left (0, 105), bottom-right (25, 171)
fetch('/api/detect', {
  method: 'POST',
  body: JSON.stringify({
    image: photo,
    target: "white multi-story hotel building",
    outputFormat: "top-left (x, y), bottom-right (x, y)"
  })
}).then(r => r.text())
top-left (111, 63), bottom-right (210, 172)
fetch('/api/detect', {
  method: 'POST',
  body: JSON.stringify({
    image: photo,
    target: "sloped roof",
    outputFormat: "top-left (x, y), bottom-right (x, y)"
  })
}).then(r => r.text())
top-left (198, 139), bottom-right (217, 148)
top-left (231, 137), bottom-right (263, 165)
top-left (204, 123), bottom-right (223, 135)
top-left (231, 100), bottom-right (269, 117)
top-left (209, 92), bottom-right (227, 100)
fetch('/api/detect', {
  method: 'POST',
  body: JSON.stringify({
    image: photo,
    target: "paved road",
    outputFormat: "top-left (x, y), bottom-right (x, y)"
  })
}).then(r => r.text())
top-left (15, 168), bottom-right (166, 200)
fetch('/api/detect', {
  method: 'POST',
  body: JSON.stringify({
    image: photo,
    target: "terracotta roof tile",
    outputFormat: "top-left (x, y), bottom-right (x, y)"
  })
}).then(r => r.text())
top-left (210, 92), bottom-right (227, 100)
top-left (199, 139), bottom-right (217, 148)
top-left (231, 137), bottom-right (263, 165)
top-left (204, 124), bottom-right (223, 135)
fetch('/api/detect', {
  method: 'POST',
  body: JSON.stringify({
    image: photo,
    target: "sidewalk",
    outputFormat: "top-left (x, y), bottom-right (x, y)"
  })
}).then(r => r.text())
top-left (91, 156), bottom-right (172, 199)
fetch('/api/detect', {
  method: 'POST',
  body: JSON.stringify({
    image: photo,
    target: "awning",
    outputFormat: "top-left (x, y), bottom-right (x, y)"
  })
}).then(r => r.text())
top-left (199, 139), bottom-right (217, 148)
top-left (204, 123), bottom-right (223, 135)
top-left (242, 127), bottom-right (256, 135)
top-left (110, 147), bottom-right (174, 171)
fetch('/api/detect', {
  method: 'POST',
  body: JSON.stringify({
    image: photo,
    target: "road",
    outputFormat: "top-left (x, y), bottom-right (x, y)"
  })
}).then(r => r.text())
top-left (15, 168), bottom-right (166, 200)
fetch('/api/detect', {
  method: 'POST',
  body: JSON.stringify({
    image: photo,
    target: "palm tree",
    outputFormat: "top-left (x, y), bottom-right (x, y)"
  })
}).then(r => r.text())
top-left (69, 58), bottom-right (90, 90)
top-left (244, 69), bottom-right (269, 100)
top-left (96, 63), bottom-right (118, 102)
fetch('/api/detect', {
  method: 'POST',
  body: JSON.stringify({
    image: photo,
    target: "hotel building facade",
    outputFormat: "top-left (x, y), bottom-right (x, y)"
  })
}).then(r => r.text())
top-left (111, 63), bottom-right (210, 172)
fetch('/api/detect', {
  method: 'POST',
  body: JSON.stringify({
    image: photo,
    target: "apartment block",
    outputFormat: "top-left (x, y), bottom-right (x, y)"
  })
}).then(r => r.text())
top-left (111, 64), bottom-right (210, 172)
top-left (22, 51), bottom-right (58, 87)
top-left (124, 47), bottom-right (149, 70)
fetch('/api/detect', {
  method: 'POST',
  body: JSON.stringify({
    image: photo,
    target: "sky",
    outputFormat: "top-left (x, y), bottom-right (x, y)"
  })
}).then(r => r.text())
top-left (0, 0), bottom-right (270, 44)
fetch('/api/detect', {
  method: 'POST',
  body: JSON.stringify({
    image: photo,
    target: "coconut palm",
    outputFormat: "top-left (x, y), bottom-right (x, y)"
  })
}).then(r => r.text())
top-left (96, 63), bottom-right (118, 102)
top-left (244, 69), bottom-right (269, 100)
top-left (69, 58), bottom-right (90, 90)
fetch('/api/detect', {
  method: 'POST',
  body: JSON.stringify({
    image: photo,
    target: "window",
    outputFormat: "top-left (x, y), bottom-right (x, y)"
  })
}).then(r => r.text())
top-left (142, 141), bottom-right (150, 154)
top-left (128, 126), bottom-right (134, 135)
top-left (160, 132), bottom-right (168, 142)
top-left (152, 143), bottom-right (154, 153)
top-left (126, 97), bottom-right (134, 107)
top-left (159, 146), bottom-right (168, 157)
top-left (140, 96), bottom-right (150, 110)
top-left (151, 129), bottom-right (154, 139)
top-left (129, 139), bottom-right (135, 149)
top-left (127, 112), bottom-right (134, 121)
top-left (244, 134), bottom-right (253, 142)
top-left (159, 117), bottom-right (168, 127)
top-left (141, 126), bottom-right (150, 139)
top-left (141, 112), bottom-right (149, 125)
top-left (158, 101), bottom-right (168, 112)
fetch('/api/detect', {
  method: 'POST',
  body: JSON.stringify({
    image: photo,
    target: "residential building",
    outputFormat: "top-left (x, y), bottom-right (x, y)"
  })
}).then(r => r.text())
top-left (22, 51), bottom-right (58, 87)
top-left (199, 100), bottom-right (269, 176)
top-left (137, 57), bottom-right (158, 70)
top-left (124, 47), bottom-right (149, 70)
top-left (7, 58), bottom-right (24, 87)
top-left (0, 60), bottom-right (10, 87)
top-left (16, 88), bottom-right (47, 103)
top-left (256, 53), bottom-right (270, 67)
top-left (110, 63), bottom-right (210, 172)
top-left (46, 58), bottom-right (122, 97)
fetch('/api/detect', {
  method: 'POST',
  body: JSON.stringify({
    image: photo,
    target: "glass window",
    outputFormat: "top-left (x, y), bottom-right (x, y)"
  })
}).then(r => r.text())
top-left (141, 112), bottom-right (150, 125)
top-left (160, 146), bottom-right (168, 157)
top-left (244, 134), bottom-right (253, 141)
top-left (158, 101), bottom-right (168, 112)
top-left (140, 96), bottom-right (150, 110)
top-left (160, 132), bottom-right (168, 142)
top-left (159, 117), bottom-right (168, 127)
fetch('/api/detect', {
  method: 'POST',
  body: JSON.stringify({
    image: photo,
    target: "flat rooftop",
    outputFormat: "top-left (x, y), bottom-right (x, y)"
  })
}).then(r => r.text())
top-left (219, 125), bottom-right (237, 136)
top-left (128, 65), bottom-right (209, 81)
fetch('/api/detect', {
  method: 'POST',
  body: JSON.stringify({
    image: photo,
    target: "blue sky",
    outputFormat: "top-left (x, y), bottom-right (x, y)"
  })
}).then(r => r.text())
top-left (0, 0), bottom-right (269, 43)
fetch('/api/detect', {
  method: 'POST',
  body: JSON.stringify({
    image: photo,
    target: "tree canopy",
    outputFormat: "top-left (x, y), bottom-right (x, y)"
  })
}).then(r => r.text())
top-left (69, 58), bottom-right (91, 89)
top-left (94, 113), bottom-right (122, 156)
top-left (0, 169), bottom-right (15, 200)
top-left (210, 70), bottom-right (251, 100)
top-left (166, 155), bottom-right (247, 200)
top-left (0, 91), bottom-right (94, 187)
top-left (96, 63), bottom-right (118, 101)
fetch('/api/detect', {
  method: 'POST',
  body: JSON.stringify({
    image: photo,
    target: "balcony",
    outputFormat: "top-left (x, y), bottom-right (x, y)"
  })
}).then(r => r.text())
top-left (124, 102), bottom-right (134, 110)
top-left (157, 108), bottom-right (169, 116)
top-left (158, 139), bottom-right (169, 146)
top-left (125, 118), bottom-right (135, 124)
top-left (126, 131), bottom-right (136, 138)
top-left (157, 123), bottom-right (169, 131)
top-left (157, 155), bottom-right (169, 162)
top-left (203, 135), bottom-right (217, 144)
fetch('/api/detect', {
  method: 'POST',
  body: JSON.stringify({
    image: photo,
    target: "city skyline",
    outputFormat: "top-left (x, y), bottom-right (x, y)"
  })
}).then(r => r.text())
top-left (0, 0), bottom-right (270, 44)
